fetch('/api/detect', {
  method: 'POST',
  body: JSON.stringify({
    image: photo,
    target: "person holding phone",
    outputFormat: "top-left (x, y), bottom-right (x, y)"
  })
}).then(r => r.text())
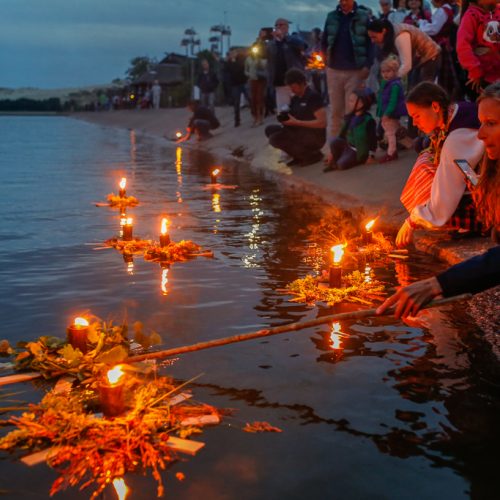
top-left (377, 81), bottom-right (500, 318)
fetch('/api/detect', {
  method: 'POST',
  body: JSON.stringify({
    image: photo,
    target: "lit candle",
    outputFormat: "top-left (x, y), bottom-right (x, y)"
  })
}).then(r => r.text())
top-left (315, 53), bottom-right (323, 63)
top-left (329, 244), bottom-right (345, 288)
top-left (210, 168), bottom-right (220, 184)
top-left (363, 219), bottom-right (376, 245)
top-left (99, 365), bottom-right (126, 417)
top-left (122, 217), bottom-right (133, 241)
top-left (175, 131), bottom-right (182, 139)
top-left (67, 317), bottom-right (89, 353)
top-left (118, 177), bottom-right (127, 198)
top-left (159, 218), bottom-right (170, 247)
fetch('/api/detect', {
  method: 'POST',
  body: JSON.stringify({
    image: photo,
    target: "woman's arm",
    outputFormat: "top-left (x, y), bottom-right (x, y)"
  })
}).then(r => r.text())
top-left (395, 32), bottom-right (412, 77)
top-left (411, 129), bottom-right (485, 227)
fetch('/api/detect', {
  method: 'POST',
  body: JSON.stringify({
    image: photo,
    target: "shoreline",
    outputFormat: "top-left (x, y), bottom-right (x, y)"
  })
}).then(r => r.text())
top-left (69, 107), bottom-right (498, 356)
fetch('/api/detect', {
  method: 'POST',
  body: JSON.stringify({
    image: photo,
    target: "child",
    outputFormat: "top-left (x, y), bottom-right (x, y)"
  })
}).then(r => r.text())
top-left (457, 0), bottom-right (500, 95)
top-left (376, 56), bottom-right (407, 163)
top-left (323, 88), bottom-right (377, 172)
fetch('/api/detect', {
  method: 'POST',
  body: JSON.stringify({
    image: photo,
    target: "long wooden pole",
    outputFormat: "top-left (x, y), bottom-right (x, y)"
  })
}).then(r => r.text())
top-left (0, 294), bottom-right (470, 387)
top-left (127, 294), bottom-right (471, 362)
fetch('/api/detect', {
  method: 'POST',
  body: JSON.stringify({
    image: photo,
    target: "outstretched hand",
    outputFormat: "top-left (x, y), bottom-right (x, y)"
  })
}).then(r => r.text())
top-left (396, 220), bottom-right (414, 248)
top-left (376, 277), bottom-right (443, 318)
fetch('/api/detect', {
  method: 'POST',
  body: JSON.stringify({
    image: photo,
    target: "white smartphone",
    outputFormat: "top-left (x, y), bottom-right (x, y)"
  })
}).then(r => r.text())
top-left (454, 159), bottom-right (479, 187)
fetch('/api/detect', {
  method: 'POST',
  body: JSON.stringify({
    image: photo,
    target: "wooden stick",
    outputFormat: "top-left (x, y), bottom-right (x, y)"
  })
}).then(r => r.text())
top-left (127, 294), bottom-right (471, 363)
top-left (0, 294), bottom-right (471, 387)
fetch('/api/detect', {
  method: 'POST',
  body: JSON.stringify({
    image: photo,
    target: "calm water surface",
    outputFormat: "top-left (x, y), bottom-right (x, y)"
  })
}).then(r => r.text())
top-left (0, 116), bottom-right (498, 500)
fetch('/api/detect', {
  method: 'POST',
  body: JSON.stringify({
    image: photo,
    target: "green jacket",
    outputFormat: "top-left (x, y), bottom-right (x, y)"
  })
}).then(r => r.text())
top-left (340, 113), bottom-right (377, 163)
top-left (323, 3), bottom-right (371, 69)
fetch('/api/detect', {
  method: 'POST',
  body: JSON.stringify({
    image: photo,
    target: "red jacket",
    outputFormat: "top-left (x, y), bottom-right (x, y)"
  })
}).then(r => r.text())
top-left (457, 4), bottom-right (500, 83)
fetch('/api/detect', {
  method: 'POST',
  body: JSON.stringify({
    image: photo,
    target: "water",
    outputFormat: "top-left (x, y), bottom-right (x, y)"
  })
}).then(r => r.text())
top-left (0, 116), bottom-right (498, 500)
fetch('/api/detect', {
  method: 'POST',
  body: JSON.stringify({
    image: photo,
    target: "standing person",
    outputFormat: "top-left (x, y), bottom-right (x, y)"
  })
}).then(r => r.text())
top-left (379, 0), bottom-right (396, 21)
top-left (265, 69), bottom-right (326, 167)
top-left (321, 0), bottom-right (373, 136)
top-left (457, 0), bottom-right (500, 96)
top-left (323, 87), bottom-right (377, 172)
top-left (226, 49), bottom-right (250, 127)
top-left (396, 82), bottom-right (484, 247)
top-left (392, 0), bottom-right (409, 23)
top-left (266, 18), bottom-right (308, 112)
top-left (196, 59), bottom-right (219, 113)
top-left (151, 80), bottom-right (161, 110)
top-left (403, 0), bottom-right (431, 26)
top-left (376, 56), bottom-right (407, 162)
top-left (245, 44), bottom-right (267, 127)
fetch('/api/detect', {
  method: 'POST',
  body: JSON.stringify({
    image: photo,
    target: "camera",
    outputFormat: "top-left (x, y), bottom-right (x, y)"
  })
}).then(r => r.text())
top-left (277, 111), bottom-right (290, 122)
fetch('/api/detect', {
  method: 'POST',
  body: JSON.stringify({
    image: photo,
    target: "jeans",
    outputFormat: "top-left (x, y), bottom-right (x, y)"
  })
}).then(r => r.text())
top-left (329, 137), bottom-right (360, 170)
top-left (266, 125), bottom-right (326, 161)
top-left (200, 92), bottom-right (215, 112)
top-left (231, 84), bottom-right (250, 125)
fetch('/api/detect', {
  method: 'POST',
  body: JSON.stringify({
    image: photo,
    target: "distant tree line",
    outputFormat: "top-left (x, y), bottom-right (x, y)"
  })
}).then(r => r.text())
top-left (0, 98), bottom-right (62, 112)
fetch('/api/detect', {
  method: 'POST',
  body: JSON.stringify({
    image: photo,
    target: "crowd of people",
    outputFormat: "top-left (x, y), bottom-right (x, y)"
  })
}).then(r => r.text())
top-left (174, 0), bottom-right (499, 317)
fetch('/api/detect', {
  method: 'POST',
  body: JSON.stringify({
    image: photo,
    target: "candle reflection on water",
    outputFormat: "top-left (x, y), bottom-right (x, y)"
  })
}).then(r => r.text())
top-left (330, 322), bottom-right (347, 351)
top-left (112, 478), bottom-right (130, 500)
top-left (161, 266), bottom-right (169, 296)
top-left (242, 189), bottom-right (263, 269)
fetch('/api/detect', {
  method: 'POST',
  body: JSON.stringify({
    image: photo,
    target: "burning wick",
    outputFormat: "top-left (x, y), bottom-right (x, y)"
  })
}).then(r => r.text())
top-left (159, 218), bottom-right (170, 247)
top-left (330, 322), bottom-right (342, 350)
top-left (99, 365), bottom-right (126, 418)
top-left (329, 244), bottom-right (345, 288)
top-left (112, 478), bottom-right (130, 500)
top-left (122, 217), bottom-right (133, 241)
top-left (67, 317), bottom-right (90, 353)
top-left (315, 54), bottom-right (323, 63)
top-left (363, 219), bottom-right (376, 244)
top-left (210, 168), bottom-right (220, 185)
top-left (175, 131), bottom-right (182, 139)
top-left (118, 177), bottom-right (127, 198)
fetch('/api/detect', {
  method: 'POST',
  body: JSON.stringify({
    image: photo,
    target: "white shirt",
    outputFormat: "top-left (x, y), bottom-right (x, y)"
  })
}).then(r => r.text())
top-left (411, 107), bottom-right (484, 228)
top-left (418, 5), bottom-right (450, 37)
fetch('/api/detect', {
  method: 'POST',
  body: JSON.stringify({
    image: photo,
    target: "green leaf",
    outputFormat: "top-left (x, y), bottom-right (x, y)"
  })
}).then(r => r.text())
top-left (94, 345), bottom-right (128, 365)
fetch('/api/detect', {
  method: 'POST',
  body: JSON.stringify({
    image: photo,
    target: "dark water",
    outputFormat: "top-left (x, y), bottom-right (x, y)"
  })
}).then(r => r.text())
top-left (0, 116), bottom-right (498, 500)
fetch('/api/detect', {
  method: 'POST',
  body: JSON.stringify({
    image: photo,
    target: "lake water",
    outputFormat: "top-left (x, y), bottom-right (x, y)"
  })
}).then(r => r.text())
top-left (0, 116), bottom-right (498, 500)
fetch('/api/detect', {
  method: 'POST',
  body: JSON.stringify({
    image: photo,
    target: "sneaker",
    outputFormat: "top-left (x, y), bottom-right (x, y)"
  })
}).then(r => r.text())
top-left (379, 152), bottom-right (398, 163)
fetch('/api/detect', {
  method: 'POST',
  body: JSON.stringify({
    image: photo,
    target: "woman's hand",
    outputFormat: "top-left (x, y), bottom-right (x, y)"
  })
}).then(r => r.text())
top-left (396, 220), bottom-right (414, 248)
top-left (376, 277), bottom-right (443, 318)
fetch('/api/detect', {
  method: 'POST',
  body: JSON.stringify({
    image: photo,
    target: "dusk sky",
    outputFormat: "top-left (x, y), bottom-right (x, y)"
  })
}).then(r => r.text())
top-left (1, 0), bottom-right (378, 89)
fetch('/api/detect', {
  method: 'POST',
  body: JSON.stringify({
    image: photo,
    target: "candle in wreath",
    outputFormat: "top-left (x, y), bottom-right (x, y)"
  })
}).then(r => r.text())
top-left (159, 218), bottom-right (170, 247)
top-left (329, 244), bottom-right (345, 288)
top-left (99, 365), bottom-right (126, 417)
top-left (363, 219), bottom-right (376, 245)
top-left (67, 317), bottom-right (90, 353)
top-left (175, 131), bottom-right (182, 139)
top-left (118, 177), bottom-right (127, 198)
top-left (210, 168), bottom-right (220, 184)
top-left (122, 217), bottom-right (133, 241)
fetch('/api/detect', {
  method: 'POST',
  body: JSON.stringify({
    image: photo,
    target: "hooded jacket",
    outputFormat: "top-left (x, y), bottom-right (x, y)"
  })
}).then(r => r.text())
top-left (457, 3), bottom-right (500, 83)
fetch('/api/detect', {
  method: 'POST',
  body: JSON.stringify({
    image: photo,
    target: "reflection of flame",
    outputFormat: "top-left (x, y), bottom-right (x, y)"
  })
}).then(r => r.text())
top-left (330, 244), bottom-right (345, 265)
top-left (107, 365), bottom-right (125, 385)
top-left (212, 193), bottom-right (221, 213)
top-left (161, 218), bottom-right (168, 235)
top-left (74, 317), bottom-right (89, 327)
top-left (365, 219), bottom-right (376, 232)
top-left (119, 177), bottom-right (127, 190)
top-left (364, 265), bottom-right (372, 283)
top-left (112, 477), bottom-right (129, 500)
top-left (330, 322), bottom-right (342, 350)
top-left (161, 268), bottom-right (169, 296)
top-left (212, 168), bottom-right (220, 177)
top-left (127, 262), bottom-right (134, 275)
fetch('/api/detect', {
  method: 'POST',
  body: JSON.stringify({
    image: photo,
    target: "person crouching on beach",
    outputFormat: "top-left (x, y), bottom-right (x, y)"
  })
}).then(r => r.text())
top-left (376, 56), bottom-right (407, 163)
top-left (323, 87), bottom-right (377, 172)
top-left (265, 68), bottom-right (327, 167)
top-left (176, 100), bottom-right (220, 143)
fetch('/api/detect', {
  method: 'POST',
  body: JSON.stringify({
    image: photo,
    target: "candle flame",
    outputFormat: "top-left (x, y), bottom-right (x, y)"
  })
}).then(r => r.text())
top-left (119, 178), bottom-right (127, 190)
top-left (365, 219), bottom-right (376, 232)
top-left (175, 131), bottom-right (182, 138)
top-left (74, 317), bottom-right (89, 327)
top-left (107, 365), bottom-right (125, 385)
top-left (251, 46), bottom-right (259, 54)
top-left (212, 168), bottom-right (220, 177)
top-left (161, 218), bottom-right (168, 235)
top-left (330, 244), bottom-right (345, 264)
top-left (315, 54), bottom-right (323, 62)
top-left (112, 478), bottom-right (130, 500)
top-left (125, 217), bottom-right (133, 225)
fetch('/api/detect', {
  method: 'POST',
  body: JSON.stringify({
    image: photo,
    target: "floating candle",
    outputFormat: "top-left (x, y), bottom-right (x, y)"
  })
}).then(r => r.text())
top-left (99, 365), bottom-right (126, 417)
top-left (175, 131), bottom-right (182, 139)
top-left (329, 244), bottom-right (345, 288)
top-left (67, 317), bottom-right (89, 353)
top-left (363, 218), bottom-right (376, 244)
top-left (159, 218), bottom-right (170, 247)
top-left (118, 177), bottom-right (127, 198)
top-left (210, 168), bottom-right (220, 184)
top-left (122, 217), bottom-right (133, 241)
